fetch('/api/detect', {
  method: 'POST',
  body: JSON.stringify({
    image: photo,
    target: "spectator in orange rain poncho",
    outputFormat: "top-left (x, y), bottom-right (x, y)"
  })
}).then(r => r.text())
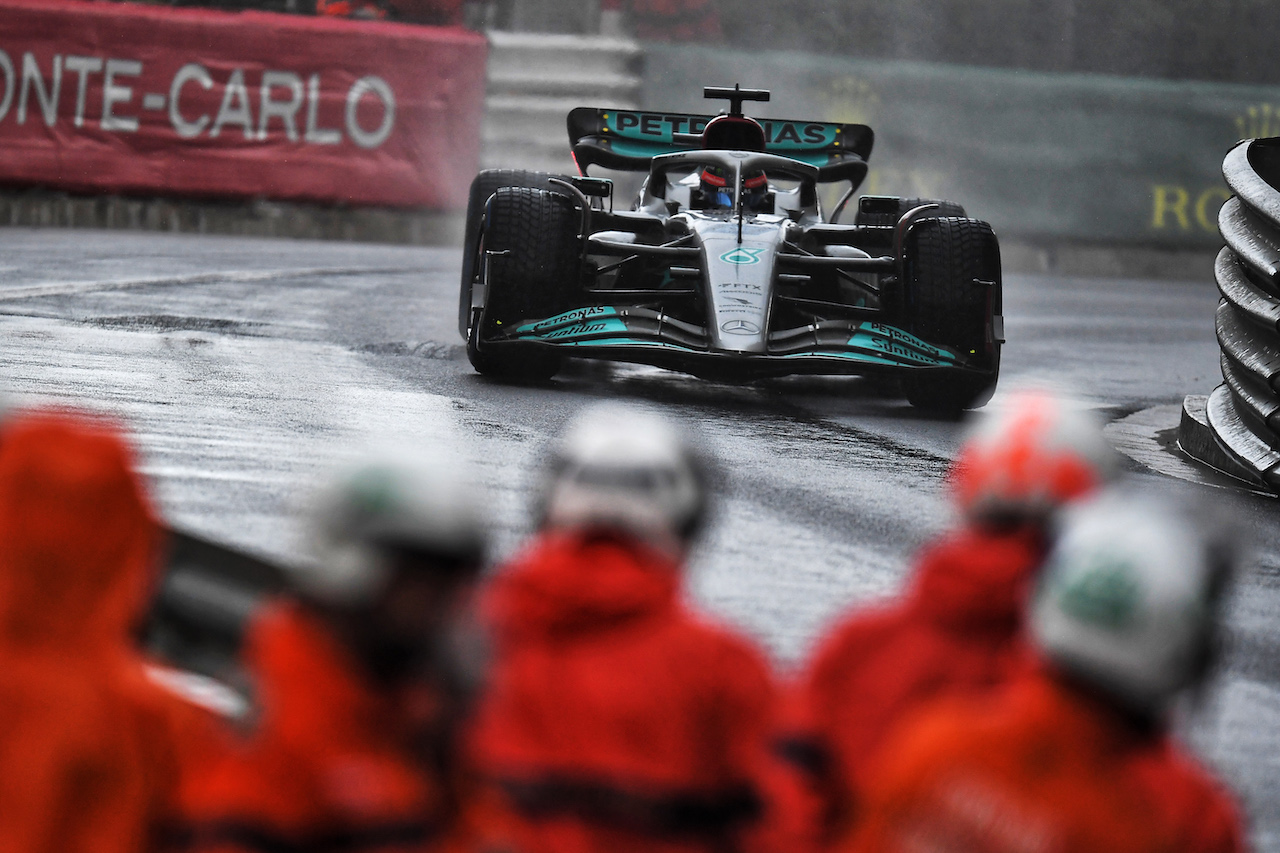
top-left (178, 448), bottom-right (505, 853)
top-left (785, 390), bottom-right (1119, 845)
top-left (316, 0), bottom-right (390, 19)
top-left (468, 403), bottom-right (813, 853)
top-left (843, 492), bottom-right (1247, 853)
top-left (0, 409), bottom-right (218, 853)
top-left (317, 0), bottom-right (464, 23)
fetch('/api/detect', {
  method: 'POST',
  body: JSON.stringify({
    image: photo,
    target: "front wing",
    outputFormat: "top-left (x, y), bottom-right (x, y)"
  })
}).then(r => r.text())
top-left (485, 305), bottom-right (985, 379)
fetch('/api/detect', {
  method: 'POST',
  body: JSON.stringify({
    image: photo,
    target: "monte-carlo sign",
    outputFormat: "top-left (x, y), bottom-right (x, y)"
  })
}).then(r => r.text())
top-left (0, 0), bottom-right (487, 209)
top-left (0, 52), bottom-right (397, 149)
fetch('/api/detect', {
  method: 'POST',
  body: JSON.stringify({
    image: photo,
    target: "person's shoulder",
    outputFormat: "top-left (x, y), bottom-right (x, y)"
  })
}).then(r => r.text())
top-left (664, 604), bottom-right (775, 681)
top-left (671, 603), bottom-right (765, 651)
top-left (817, 600), bottom-right (908, 656)
top-left (1137, 739), bottom-right (1248, 851)
top-left (916, 523), bottom-right (1042, 570)
top-left (857, 687), bottom-right (1013, 802)
top-left (800, 598), bottom-right (912, 690)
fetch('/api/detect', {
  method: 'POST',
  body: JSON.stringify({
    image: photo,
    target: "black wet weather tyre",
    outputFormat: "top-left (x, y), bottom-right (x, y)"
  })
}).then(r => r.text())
top-left (467, 187), bottom-right (580, 381)
top-left (900, 216), bottom-right (1001, 414)
top-left (855, 197), bottom-right (966, 228)
top-left (898, 198), bottom-right (966, 219)
top-left (458, 169), bottom-right (566, 339)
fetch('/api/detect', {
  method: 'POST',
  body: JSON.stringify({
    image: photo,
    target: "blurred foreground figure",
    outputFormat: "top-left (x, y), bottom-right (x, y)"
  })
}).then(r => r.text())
top-left (845, 492), bottom-right (1246, 853)
top-left (181, 450), bottom-right (492, 853)
top-left (470, 403), bottom-right (810, 853)
top-left (790, 390), bottom-right (1117, 843)
top-left (0, 409), bottom-right (211, 853)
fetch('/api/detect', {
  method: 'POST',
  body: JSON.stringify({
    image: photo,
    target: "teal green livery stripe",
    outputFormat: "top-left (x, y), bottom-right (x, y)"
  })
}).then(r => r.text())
top-left (508, 311), bottom-right (957, 366)
top-left (777, 351), bottom-right (903, 367)
top-left (512, 317), bottom-right (629, 342)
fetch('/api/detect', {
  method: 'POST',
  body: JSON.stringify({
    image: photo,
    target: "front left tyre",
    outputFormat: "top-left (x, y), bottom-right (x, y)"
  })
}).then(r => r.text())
top-left (465, 187), bottom-right (582, 382)
top-left (458, 169), bottom-right (567, 340)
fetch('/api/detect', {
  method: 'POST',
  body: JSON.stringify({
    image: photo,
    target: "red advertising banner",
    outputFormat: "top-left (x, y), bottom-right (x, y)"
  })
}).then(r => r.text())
top-left (0, 0), bottom-right (487, 209)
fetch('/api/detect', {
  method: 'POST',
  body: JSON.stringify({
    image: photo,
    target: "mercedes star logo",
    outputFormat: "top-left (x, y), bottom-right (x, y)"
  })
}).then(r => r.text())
top-left (721, 319), bottom-right (761, 335)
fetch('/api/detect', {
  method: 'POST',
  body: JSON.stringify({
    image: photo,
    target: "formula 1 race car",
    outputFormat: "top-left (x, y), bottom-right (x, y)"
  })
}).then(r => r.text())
top-left (458, 85), bottom-right (1003, 412)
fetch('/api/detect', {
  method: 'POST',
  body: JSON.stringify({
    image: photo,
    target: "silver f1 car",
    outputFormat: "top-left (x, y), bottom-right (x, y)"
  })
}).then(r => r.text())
top-left (458, 85), bottom-right (1004, 412)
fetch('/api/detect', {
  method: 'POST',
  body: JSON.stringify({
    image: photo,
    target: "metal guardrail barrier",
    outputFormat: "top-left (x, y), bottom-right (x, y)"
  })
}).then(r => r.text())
top-left (1179, 138), bottom-right (1280, 491)
top-left (145, 527), bottom-right (286, 678)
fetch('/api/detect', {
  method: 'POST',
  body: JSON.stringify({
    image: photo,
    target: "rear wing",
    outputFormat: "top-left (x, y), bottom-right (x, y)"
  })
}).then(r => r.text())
top-left (568, 107), bottom-right (874, 183)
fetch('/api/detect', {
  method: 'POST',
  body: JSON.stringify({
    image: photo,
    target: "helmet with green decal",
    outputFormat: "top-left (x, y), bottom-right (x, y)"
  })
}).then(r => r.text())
top-left (1029, 490), bottom-right (1236, 718)
top-left (296, 446), bottom-right (491, 686)
top-left (301, 448), bottom-right (488, 606)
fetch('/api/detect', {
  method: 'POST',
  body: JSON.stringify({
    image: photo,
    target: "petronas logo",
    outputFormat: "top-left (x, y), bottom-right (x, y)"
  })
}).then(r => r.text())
top-left (720, 248), bottom-right (763, 265)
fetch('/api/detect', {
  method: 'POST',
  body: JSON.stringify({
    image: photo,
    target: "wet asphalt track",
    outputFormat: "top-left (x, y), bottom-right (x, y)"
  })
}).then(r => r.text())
top-left (1, 228), bottom-right (1278, 846)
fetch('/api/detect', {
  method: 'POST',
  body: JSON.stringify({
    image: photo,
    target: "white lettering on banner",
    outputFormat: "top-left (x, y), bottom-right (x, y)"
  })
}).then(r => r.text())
top-left (0, 50), bottom-right (13, 123)
top-left (345, 75), bottom-right (394, 149)
top-left (19, 52), bottom-right (61, 126)
top-left (169, 63), bottom-right (212, 139)
top-left (305, 73), bottom-right (341, 145)
top-left (65, 56), bottom-right (102, 127)
top-left (259, 70), bottom-right (303, 141)
top-left (211, 68), bottom-right (253, 139)
top-left (0, 49), bottom-right (399, 148)
top-left (102, 58), bottom-right (141, 132)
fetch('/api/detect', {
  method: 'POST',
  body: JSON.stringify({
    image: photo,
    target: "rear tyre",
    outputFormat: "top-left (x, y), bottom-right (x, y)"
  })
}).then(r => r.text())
top-left (458, 169), bottom-right (565, 339)
top-left (899, 216), bottom-right (1001, 414)
top-left (467, 187), bottom-right (581, 381)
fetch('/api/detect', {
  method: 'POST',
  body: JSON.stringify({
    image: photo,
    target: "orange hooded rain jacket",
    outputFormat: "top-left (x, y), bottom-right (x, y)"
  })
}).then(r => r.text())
top-left (469, 529), bottom-right (812, 853)
top-left (180, 601), bottom-right (505, 853)
top-left (0, 409), bottom-right (213, 853)
top-left (843, 667), bottom-right (1247, 853)
top-left (787, 526), bottom-right (1045, 842)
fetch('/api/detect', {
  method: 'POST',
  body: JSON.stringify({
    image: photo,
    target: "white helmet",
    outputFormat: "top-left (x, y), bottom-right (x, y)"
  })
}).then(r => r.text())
top-left (298, 449), bottom-right (488, 606)
top-left (1030, 491), bottom-right (1234, 717)
top-left (537, 403), bottom-right (710, 548)
top-left (950, 389), bottom-right (1120, 524)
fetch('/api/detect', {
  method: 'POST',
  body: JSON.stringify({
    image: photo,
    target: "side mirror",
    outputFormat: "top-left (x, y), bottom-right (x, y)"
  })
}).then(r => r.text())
top-left (572, 177), bottom-right (613, 199)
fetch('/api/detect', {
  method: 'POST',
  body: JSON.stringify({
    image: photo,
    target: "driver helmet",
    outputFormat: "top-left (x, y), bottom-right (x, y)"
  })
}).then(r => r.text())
top-left (699, 166), bottom-right (769, 212)
top-left (535, 402), bottom-right (711, 555)
top-left (949, 389), bottom-right (1119, 527)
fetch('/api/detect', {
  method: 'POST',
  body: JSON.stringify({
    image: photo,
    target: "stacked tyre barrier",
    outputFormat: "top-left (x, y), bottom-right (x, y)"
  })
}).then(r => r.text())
top-left (1180, 138), bottom-right (1280, 491)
